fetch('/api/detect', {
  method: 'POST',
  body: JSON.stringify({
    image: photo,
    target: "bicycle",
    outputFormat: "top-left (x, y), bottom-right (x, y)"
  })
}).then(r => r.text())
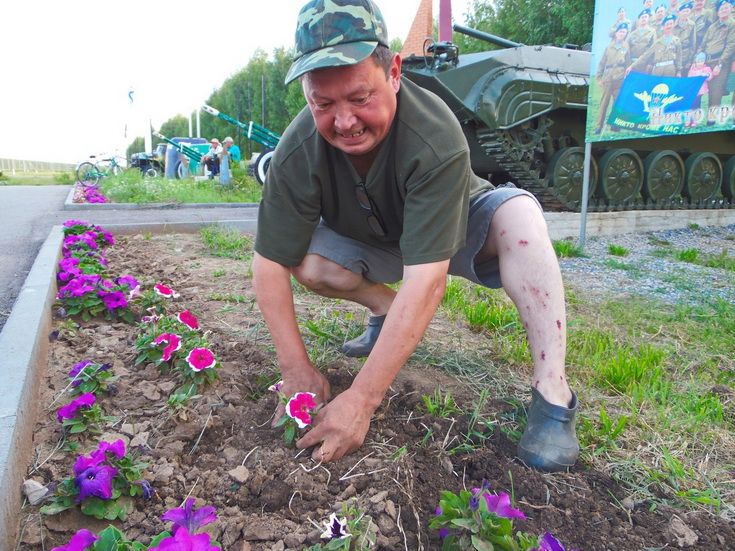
top-left (75, 156), bottom-right (126, 184)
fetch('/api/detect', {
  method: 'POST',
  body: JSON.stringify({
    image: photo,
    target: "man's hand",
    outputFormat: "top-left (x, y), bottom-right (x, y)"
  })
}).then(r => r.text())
top-left (272, 363), bottom-right (331, 426)
top-left (296, 387), bottom-right (376, 462)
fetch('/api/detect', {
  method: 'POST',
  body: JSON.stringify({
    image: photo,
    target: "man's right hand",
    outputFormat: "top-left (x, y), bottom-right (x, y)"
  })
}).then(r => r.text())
top-left (272, 363), bottom-right (331, 426)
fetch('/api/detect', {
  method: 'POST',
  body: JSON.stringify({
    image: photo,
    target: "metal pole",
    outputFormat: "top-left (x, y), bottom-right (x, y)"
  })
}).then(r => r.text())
top-left (261, 74), bottom-right (266, 129)
top-left (188, 111), bottom-right (193, 138)
top-left (579, 142), bottom-right (592, 249)
top-left (196, 109), bottom-right (201, 138)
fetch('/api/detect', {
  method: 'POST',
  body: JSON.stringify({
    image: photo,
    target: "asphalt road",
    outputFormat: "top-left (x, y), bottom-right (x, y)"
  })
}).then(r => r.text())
top-left (0, 186), bottom-right (258, 331)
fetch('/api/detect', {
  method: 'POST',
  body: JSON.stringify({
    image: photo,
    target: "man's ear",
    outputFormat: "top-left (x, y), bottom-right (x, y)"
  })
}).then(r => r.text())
top-left (389, 54), bottom-right (402, 93)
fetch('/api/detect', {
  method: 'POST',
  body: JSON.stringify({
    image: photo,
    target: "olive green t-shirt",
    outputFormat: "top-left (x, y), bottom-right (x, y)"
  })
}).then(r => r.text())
top-left (255, 77), bottom-right (492, 267)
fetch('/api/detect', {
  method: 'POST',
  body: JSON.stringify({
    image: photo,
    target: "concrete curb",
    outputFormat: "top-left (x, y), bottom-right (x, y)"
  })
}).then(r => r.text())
top-left (0, 218), bottom-right (256, 547)
top-left (0, 226), bottom-right (62, 551)
top-left (63, 185), bottom-right (259, 211)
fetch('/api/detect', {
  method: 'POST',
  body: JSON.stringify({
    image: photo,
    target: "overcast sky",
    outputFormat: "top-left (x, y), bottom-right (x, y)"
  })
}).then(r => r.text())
top-left (0, 0), bottom-right (472, 164)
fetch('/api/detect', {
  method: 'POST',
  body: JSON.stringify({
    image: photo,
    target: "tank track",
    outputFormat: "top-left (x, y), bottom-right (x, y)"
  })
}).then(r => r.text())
top-left (476, 127), bottom-right (574, 211)
top-left (475, 127), bottom-right (734, 212)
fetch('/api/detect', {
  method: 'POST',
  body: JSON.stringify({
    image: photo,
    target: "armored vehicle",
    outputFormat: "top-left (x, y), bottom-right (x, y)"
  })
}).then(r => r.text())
top-left (401, 25), bottom-right (735, 212)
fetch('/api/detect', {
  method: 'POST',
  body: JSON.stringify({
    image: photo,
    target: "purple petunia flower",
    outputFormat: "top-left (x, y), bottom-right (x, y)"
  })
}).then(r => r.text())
top-left (63, 219), bottom-right (90, 229)
top-left (69, 360), bottom-right (94, 385)
top-left (320, 512), bottom-right (350, 540)
top-left (50, 528), bottom-right (97, 551)
top-left (97, 439), bottom-right (126, 460)
top-left (161, 497), bottom-right (218, 535)
top-left (99, 290), bottom-right (128, 310)
top-left (138, 479), bottom-right (153, 500)
top-left (148, 527), bottom-right (219, 551)
top-left (57, 393), bottom-right (96, 422)
top-left (115, 275), bottom-right (139, 289)
top-left (530, 532), bottom-right (567, 551)
top-left (473, 490), bottom-right (527, 520)
top-left (74, 464), bottom-right (117, 502)
top-left (434, 506), bottom-right (450, 539)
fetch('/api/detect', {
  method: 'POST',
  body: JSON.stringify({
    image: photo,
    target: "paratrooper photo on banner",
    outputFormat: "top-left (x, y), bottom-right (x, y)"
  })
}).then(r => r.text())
top-left (588, 0), bottom-right (735, 141)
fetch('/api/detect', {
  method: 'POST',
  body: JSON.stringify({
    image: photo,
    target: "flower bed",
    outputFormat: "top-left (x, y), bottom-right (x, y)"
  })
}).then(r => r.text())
top-left (14, 226), bottom-right (735, 549)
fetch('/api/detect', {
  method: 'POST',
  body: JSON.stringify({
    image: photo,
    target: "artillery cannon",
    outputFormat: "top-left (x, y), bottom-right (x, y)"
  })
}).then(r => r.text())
top-left (401, 25), bottom-right (735, 211)
top-left (201, 105), bottom-right (281, 185)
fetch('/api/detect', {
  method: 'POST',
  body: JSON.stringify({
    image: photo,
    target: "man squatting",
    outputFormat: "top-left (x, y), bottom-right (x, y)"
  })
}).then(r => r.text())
top-left (252, 0), bottom-right (579, 472)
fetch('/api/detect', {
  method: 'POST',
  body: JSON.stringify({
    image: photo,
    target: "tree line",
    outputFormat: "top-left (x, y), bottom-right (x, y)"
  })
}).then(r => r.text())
top-left (127, 0), bottom-right (593, 160)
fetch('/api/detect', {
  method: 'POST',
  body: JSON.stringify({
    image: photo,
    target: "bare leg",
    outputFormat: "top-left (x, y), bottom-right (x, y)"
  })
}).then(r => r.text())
top-left (478, 195), bottom-right (572, 408)
top-left (292, 254), bottom-right (395, 315)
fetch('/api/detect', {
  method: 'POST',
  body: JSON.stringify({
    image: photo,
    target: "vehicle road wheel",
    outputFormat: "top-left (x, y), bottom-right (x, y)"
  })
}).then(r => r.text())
top-left (722, 156), bottom-right (735, 201)
top-left (76, 162), bottom-right (99, 184)
top-left (176, 161), bottom-right (189, 180)
top-left (684, 152), bottom-right (721, 202)
top-left (599, 148), bottom-right (643, 203)
top-left (254, 149), bottom-right (274, 186)
top-left (643, 150), bottom-right (684, 201)
top-left (144, 168), bottom-right (158, 178)
top-left (547, 147), bottom-right (598, 207)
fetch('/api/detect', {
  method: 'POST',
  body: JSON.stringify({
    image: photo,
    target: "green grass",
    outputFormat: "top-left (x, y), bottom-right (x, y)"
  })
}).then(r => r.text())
top-left (604, 258), bottom-right (637, 272)
top-left (607, 244), bottom-right (629, 257)
top-left (200, 226), bottom-right (254, 262)
top-left (98, 168), bottom-right (262, 204)
top-left (0, 171), bottom-right (73, 185)
top-left (552, 239), bottom-right (585, 258)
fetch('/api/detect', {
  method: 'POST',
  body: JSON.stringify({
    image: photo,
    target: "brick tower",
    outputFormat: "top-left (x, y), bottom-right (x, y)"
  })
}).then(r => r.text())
top-left (399, 0), bottom-right (434, 58)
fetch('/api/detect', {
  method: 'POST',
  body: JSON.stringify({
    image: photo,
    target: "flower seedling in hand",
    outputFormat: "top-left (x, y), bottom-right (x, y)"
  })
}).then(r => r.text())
top-left (272, 385), bottom-right (319, 445)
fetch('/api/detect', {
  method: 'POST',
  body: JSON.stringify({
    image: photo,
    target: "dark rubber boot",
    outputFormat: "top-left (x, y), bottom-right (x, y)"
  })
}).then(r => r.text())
top-left (341, 315), bottom-right (386, 358)
top-left (518, 387), bottom-right (579, 472)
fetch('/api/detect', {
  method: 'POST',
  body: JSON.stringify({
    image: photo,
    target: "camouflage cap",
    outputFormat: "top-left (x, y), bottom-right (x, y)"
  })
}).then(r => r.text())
top-left (284, 0), bottom-right (389, 84)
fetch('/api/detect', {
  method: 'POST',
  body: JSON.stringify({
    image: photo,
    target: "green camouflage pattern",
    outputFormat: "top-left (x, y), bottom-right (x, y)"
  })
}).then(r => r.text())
top-left (285, 0), bottom-right (389, 84)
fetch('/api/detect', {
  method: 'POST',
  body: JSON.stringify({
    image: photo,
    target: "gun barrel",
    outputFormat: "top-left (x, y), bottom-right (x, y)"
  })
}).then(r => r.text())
top-left (452, 24), bottom-right (522, 48)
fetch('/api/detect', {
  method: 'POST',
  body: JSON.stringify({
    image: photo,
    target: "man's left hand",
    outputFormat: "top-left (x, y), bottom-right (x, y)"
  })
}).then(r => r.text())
top-left (296, 387), bottom-right (376, 462)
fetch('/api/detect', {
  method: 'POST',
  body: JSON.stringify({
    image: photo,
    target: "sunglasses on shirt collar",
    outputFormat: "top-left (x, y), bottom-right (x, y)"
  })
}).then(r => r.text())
top-left (354, 182), bottom-right (387, 237)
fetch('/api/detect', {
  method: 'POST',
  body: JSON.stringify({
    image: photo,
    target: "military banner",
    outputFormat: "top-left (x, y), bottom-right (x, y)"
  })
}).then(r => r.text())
top-left (586, 0), bottom-right (735, 142)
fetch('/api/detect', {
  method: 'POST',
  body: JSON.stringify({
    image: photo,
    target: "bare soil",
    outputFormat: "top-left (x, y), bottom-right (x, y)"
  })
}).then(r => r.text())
top-left (15, 233), bottom-right (735, 550)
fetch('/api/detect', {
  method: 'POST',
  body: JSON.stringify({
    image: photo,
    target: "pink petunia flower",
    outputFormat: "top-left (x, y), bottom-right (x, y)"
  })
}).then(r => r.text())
top-left (154, 333), bottom-right (182, 362)
top-left (154, 283), bottom-right (180, 298)
top-left (186, 348), bottom-right (216, 372)
top-left (286, 392), bottom-right (317, 429)
top-left (177, 310), bottom-right (200, 330)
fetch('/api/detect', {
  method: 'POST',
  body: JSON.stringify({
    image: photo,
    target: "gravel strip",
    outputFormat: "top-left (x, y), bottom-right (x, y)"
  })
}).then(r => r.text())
top-left (559, 224), bottom-right (735, 307)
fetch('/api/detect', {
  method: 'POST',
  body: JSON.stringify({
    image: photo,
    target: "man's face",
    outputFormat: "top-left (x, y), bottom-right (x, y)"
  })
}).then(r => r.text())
top-left (663, 18), bottom-right (675, 33)
top-left (718, 3), bottom-right (733, 19)
top-left (302, 54), bottom-right (401, 158)
top-left (616, 28), bottom-right (629, 41)
top-left (639, 12), bottom-right (650, 26)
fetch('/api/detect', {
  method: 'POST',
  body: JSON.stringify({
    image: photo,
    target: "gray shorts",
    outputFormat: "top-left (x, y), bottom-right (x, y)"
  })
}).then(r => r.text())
top-left (307, 185), bottom-right (540, 288)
